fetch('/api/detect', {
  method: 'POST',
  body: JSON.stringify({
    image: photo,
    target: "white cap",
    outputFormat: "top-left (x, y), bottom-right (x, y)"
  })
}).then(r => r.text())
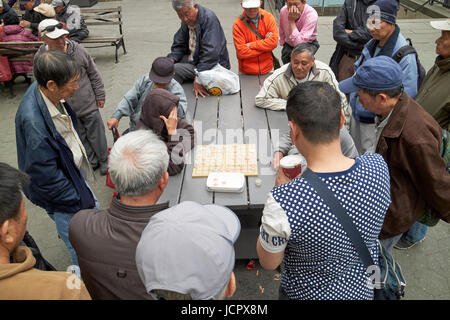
top-left (38, 19), bottom-right (69, 39)
top-left (430, 19), bottom-right (450, 31)
top-left (242, 0), bottom-right (261, 9)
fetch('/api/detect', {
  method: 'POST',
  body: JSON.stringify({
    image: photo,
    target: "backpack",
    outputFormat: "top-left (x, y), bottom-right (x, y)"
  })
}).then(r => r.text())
top-left (392, 38), bottom-right (426, 90)
top-left (417, 129), bottom-right (450, 226)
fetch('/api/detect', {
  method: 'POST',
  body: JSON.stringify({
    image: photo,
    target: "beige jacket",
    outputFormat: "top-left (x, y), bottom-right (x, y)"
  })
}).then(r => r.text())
top-left (0, 246), bottom-right (91, 300)
top-left (255, 60), bottom-right (351, 128)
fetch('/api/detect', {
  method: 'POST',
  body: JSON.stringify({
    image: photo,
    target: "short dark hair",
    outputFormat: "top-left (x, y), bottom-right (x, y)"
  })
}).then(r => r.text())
top-left (3, 13), bottom-right (20, 25)
top-left (286, 81), bottom-right (341, 144)
top-left (362, 86), bottom-right (403, 98)
top-left (0, 163), bottom-right (30, 226)
top-left (34, 50), bottom-right (81, 88)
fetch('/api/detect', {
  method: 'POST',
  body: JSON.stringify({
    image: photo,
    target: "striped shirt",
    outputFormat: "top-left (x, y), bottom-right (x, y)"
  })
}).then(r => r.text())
top-left (40, 89), bottom-right (94, 182)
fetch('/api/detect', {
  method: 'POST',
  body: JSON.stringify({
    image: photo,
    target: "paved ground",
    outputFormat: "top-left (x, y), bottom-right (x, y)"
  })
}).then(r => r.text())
top-left (0, 0), bottom-right (448, 300)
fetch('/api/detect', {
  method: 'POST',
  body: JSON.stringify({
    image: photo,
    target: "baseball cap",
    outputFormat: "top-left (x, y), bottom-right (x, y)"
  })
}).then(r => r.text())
top-left (51, 0), bottom-right (67, 7)
top-left (135, 201), bottom-right (241, 300)
top-left (430, 19), bottom-right (450, 31)
top-left (38, 19), bottom-right (69, 39)
top-left (149, 57), bottom-right (175, 84)
top-left (242, 0), bottom-right (261, 8)
top-left (339, 56), bottom-right (403, 93)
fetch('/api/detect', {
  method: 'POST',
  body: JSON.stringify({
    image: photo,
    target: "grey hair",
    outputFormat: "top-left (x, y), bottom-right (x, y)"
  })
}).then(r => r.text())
top-left (108, 130), bottom-right (169, 197)
top-left (291, 43), bottom-right (315, 59)
top-left (172, 0), bottom-right (194, 10)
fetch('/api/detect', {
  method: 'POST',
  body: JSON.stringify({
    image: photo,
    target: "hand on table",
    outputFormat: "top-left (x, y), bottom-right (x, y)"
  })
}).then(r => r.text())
top-left (194, 77), bottom-right (209, 99)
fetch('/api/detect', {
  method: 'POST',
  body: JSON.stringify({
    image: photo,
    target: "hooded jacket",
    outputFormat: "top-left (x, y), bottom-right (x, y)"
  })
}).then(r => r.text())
top-left (55, 3), bottom-right (88, 43)
top-left (135, 88), bottom-right (195, 176)
top-left (168, 5), bottom-right (230, 72)
top-left (36, 39), bottom-right (105, 118)
top-left (0, 1), bottom-right (18, 24)
top-left (415, 56), bottom-right (450, 131)
top-left (0, 246), bottom-right (91, 300)
top-left (1, 25), bottom-right (37, 74)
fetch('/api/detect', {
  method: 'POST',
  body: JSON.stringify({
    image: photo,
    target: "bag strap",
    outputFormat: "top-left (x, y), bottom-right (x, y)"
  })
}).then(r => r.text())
top-left (240, 14), bottom-right (263, 40)
top-left (392, 45), bottom-right (417, 63)
top-left (302, 168), bottom-right (375, 269)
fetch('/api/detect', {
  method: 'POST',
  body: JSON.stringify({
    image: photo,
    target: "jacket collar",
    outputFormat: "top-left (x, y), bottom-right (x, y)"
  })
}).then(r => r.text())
top-left (436, 55), bottom-right (450, 72)
top-left (0, 247), bottom-right (35, 280)
top-left (379, 91), bottom-right (409, 139)
top-left (108, 196), bottom-right (169, 222)
top-left (367, 24), bottom-right (400, 57)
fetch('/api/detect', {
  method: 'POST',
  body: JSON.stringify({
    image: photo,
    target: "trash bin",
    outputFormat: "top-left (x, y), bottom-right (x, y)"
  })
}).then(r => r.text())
top-left (70, 0), bottom-right (97, 7)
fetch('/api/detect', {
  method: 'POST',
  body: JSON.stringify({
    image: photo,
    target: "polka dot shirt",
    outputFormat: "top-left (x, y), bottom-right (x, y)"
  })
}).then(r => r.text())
top-left (259, 153), bottom-right (391, 300)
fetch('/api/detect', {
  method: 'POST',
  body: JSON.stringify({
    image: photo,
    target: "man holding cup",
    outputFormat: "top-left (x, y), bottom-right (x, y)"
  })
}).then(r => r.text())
top-left (257, 81), bottom-right (391, 300)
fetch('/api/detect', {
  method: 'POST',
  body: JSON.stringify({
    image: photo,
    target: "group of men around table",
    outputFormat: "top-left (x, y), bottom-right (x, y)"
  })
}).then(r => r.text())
top-left (0, 0), bottom-right (449, 300)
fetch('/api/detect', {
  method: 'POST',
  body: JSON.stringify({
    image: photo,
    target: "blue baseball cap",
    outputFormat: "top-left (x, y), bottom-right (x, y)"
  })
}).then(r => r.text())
top-left (339, 56), bottom-right (403, 94)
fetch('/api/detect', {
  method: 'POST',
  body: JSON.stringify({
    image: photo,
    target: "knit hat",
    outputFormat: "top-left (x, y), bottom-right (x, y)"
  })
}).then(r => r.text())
top-left (372, 0), bottom-right (398, 25)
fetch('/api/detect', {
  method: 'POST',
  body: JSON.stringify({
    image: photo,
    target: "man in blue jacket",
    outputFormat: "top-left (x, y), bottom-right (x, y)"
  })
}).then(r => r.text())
top-left (349, 0), bottom-right (418, 154)
top-left (168, 0), bottom-right (230, 98)
top-left (15, 50), bottom-right (97, 266)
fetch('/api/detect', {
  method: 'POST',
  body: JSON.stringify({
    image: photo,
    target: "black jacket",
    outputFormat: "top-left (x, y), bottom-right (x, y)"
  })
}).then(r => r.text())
top-left (168, 5), bottom-right (230, 72)
top-left (22, 3), bottom-right (45, 36)
top-left (329, 0), bottom-right (374, 77)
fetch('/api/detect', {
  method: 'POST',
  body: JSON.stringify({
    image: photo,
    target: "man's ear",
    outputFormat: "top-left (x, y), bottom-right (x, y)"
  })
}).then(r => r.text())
top-left (340, 109), bottom-right (345, 130)
top-left (288, 120), bottom-right (299, 140)
top-left (0, 220), bottom-right (13, 245)
top-left (46, 80), bottom-right (57, 92)
top-left (158, 172), bottom-right (169, 192)
top-left (225, 272), bottom-right (236, 298)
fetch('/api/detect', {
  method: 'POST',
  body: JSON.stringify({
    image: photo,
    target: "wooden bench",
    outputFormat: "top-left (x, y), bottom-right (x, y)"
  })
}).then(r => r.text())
top-left (80, 6), bottom-right (127, 63)
top-left (0, 41), bottom-right (43, 97)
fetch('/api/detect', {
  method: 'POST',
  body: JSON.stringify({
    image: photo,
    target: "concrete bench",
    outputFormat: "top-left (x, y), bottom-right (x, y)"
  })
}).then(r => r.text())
top-left (80, 6), bottom-right (127, 63)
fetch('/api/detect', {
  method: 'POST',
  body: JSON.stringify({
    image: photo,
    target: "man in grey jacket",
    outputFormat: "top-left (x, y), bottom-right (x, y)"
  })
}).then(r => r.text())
top-left (107, 57), bottom-right (187, 132)
top-left (37, 19), bottom-right (108, 175)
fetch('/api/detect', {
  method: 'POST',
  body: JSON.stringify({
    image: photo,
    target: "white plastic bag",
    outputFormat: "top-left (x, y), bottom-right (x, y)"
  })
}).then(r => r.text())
top-left (197, 64), bottom-right (240, 96)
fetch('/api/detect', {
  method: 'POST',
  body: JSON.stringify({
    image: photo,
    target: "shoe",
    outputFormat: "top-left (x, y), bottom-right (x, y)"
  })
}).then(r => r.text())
top-left (394, 237), bottom-right (425, 250)
top-left (99, 162), bottom-right (108, 176)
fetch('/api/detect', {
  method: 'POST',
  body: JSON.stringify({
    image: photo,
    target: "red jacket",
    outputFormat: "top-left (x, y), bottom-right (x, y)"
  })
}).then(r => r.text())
top-left (1, 25), bottom-right (38, 74)
top-left (232, 8), bottom-right (278, 75)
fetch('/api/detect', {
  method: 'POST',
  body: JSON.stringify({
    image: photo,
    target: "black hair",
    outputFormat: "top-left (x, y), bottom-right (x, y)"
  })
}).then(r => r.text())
top-left (362, 86), bottom-right (403, 98)
top-left (0, 163), bottom-right (30, 226)
top-left (33, 50), bottom-right (81, 88)
top-left (286, 81), bottom-right (341, 144)
top-left (3, 13), bottom-right (20, 25)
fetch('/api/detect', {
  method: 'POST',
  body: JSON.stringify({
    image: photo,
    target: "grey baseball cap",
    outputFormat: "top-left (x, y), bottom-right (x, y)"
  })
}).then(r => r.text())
top-left (135, 201), bottom-right (241, 300)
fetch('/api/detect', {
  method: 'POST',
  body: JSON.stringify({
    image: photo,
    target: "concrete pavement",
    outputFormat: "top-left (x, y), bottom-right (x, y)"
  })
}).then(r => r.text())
top-left (0, 0), bottom-right (448, 300)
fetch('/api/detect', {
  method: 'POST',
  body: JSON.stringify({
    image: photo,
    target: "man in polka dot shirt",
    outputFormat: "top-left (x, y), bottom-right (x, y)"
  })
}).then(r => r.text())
top-left (257, 81), bottom-right (391, 300)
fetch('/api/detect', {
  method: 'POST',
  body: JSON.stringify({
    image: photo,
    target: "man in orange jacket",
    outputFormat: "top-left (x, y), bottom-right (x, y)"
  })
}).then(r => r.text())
top-left (232, 0), bottom-right (278, 75)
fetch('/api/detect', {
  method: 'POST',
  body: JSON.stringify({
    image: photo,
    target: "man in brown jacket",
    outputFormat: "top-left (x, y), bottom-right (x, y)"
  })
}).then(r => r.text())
top-left (69, 130), bottom-right (170, 300)
top-left (339, 56), bottom-right (450, 253)
top-left (0, 162), bottom-right (90, 300)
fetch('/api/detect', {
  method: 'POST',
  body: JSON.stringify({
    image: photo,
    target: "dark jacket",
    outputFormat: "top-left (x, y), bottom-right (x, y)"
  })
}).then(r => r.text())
top-left (168, 5), bottom-right (230, 72)
top-left (15, 82), bottom-right (95, 214)
top-left (69, 197), bottom-right (170, 300)
top-left (56, 4), bottom-right (88, 43)
top-left (135, 88), bottom-right (195, 176)
top-left (376, 92), bottom-right (450, 239)
top-left (36, 40), bottom-right (105, 118)
top-left (329, 0), bottom-right (374, 77)
top-left (0, 1), bottom-right (19, 24)
top-left (22, 3), bottom-right (44, 36)
top-left (415, 56), bottom-right (450, 131)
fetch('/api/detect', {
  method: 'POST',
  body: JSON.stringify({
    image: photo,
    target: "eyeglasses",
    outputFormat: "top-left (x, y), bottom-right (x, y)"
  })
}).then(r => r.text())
top-left (42, 23), bottom-right (64, 33)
